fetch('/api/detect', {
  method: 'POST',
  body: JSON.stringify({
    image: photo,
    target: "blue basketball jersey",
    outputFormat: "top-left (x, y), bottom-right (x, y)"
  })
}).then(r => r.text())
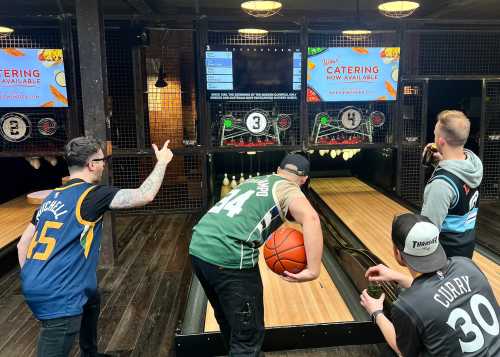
top-left (21, 181), bottom-right (103, 320)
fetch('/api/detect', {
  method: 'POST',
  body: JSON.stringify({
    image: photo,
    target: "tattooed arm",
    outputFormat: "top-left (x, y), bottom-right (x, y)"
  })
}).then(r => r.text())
top-left (110, 141), bottom-right (173, 209)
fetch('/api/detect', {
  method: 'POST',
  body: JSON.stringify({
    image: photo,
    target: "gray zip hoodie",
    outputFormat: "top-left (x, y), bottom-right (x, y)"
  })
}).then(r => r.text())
top-left (421, 149), bottom-right (483, 229)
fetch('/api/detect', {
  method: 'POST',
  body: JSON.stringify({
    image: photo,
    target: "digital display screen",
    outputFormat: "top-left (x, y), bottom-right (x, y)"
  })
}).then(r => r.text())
top-left (0, 48), bottom-right (68, 107)
top-left (307, 47), bottom-right (400, 102)
top-left (206, 47), bottom-right (301, 100)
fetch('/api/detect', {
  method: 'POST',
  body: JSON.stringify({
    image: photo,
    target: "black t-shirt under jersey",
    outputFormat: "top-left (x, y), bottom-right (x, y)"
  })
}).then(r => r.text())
top-left (31, 178), bottom-right (120, 225)
top-left (392, 257), bottom-right (499, 357)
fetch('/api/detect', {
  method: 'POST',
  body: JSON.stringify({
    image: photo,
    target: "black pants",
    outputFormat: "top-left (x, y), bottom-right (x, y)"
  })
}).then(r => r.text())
top-left (191, 255), bottom-right (265, 357)
top-left (37, 292), bottom-right (100, 357)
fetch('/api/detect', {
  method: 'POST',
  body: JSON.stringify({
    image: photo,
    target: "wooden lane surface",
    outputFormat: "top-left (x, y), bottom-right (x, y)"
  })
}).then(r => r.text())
top-left (205, 222), bottom-right (353, 331)
top-left (0, 196), bottom-right (37, 249)
top-left (205, 253), bottom-right (353, 332)
top-left (310, 177), bottom-right (500, 301)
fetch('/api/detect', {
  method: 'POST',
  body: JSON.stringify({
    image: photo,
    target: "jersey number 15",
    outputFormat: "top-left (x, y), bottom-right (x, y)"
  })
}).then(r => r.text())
top-left (27, 221), bottom-right (63, 261)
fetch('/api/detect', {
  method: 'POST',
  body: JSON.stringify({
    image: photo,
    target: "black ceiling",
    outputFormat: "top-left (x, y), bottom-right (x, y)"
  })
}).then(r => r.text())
top-left (1, 0), bottom-right (500, 21)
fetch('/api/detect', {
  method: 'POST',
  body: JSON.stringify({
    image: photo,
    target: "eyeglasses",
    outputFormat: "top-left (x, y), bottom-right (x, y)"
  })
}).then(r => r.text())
top-left (90, 156), bottom-right (111, 164)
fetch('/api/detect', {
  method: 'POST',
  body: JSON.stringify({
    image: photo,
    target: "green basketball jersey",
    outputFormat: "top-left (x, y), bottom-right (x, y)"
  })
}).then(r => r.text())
top-left (189, 174), bottom-right (286, 269)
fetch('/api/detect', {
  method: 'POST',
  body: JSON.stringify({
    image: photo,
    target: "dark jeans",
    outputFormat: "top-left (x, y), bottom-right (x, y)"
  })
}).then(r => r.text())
top-left (37, 292), bottom-right (101, 357)
top-left (191, 255), bottom-right (265, 357)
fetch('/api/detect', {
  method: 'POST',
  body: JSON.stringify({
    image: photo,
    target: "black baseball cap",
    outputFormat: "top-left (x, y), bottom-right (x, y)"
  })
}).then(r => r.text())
top-left (279, 153), bottom-right (310, 176)
top-left (392, 213), bottom-right (447, 273)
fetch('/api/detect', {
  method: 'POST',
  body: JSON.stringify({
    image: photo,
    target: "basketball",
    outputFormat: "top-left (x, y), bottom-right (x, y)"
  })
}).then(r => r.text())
top-left (264, 226), bottom-right (307, 275)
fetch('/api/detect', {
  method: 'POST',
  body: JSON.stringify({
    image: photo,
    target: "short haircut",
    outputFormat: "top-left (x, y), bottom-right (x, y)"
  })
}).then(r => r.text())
top-left (436, 110), bottom-right (470, 147)
top-left (64, 136), bottom-right (102, 169)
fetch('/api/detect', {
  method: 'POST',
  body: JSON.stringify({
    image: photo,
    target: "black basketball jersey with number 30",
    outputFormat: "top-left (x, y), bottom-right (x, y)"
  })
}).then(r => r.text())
top-left (392, 257), bottom-right (499, 357)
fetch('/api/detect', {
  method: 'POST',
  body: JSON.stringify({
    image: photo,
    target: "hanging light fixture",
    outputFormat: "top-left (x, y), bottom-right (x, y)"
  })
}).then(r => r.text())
top-left (155, 30), bottom-right (168, 88)
top-left (241, 1), bottom-right (282, 18)
top-left (0, 26), bottom-right (14, 39)
top-left (343, 0), bottom-right (371, 41)
top-left (342, 29), bottom-right (372, 41)
top-left (238, 28), bottom-right (269, 40)
top-left (378, 1), bottom-right (420, 19)
top-left (155, 64), bottom-right (167, 88)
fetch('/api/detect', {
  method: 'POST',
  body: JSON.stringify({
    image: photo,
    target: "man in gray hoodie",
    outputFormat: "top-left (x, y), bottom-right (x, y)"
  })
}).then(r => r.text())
top-left (421, 110), bottom-right (483, 258)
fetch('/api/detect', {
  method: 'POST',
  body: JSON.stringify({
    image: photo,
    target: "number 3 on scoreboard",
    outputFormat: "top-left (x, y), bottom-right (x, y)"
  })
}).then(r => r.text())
top-left (27, 221), bottom-right (63, 261)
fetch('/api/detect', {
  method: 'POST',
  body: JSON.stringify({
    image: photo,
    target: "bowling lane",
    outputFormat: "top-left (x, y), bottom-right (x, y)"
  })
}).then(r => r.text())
top-left (205, 249), bottom-right (353, 332)
top-left (310, 177), bottom-right (500, 301)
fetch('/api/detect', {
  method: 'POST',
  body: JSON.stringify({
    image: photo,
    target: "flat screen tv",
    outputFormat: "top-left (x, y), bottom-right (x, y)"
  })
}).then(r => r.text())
top-left (0, 48), bottom-right (68, 108)
top-left (206, 47), bottom-right (301, 100)
top-left (306, 47), bottom-right (400, 102)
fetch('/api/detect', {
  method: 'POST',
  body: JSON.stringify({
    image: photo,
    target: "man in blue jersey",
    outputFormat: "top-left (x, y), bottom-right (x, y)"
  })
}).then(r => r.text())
top-left (360, 213), bottom-right (499, 356)
top-left (421, 110), bottom-right (483, 258)
top-left (17, 136), bottom-right (173, 357)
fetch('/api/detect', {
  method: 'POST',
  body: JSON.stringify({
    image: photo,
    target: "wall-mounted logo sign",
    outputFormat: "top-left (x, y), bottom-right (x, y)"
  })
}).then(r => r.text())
top-left (0, 112), bottom-right (31, 142)
top-left (276, 114), bottom-right (292, 131)
top-left (245, 109), bottom-right (269, 135)
top-left (369, 111), bottom-right (386, 128)
top-left (38, 117), bottom-right (58, 136)
top-left (339, 106), bottom-right (363, 130)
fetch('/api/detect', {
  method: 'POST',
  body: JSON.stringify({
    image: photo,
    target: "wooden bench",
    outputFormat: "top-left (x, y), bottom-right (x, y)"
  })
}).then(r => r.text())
top-left (0, 196), bottom-right (37, 252)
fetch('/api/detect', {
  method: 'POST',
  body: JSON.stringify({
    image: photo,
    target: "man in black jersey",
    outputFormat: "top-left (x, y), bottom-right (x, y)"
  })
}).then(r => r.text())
top-left (360, 213), bottom-right (499, 356)
top-left (421, 110), bottom-right (483, 258)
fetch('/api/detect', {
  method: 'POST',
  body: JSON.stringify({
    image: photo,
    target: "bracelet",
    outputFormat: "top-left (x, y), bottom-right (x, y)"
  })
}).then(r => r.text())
top-left (371, 309), bottom-right (384, 324)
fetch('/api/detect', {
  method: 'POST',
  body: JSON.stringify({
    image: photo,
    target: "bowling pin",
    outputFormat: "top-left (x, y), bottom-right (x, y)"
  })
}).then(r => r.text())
top-left (231, 176), bottom-right (237, 188)
top-left (256, 172), bottom-right (260, 176)
top-left (220, 173), bottom-right (232, 198)
top-left (330, 150), bottom-right (337, 159)
top-left (44, 156), bottom-right (58, 166)
top-left (239, 173), bottom-right (245, 184)
top-left (248, 174), bottom-right (253, 179)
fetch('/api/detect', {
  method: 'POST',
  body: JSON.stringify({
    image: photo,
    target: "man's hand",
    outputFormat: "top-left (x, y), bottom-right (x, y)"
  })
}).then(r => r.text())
top-left (281, 268), bottom-right (319, 283)
top-left (360, 289), bottom-right (385, 316)
top-left (422, 143), bottom-right (443, 162)
top-left (366, 264), bottom-right (399, 282)
top-left (153, 140), bottom-right (173, 164)
top-left (365, 264), bottom-right (413, 288)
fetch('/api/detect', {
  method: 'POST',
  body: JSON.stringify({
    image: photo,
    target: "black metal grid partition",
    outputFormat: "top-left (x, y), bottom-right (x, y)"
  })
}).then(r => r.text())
top-left (397, 80), bottom-right (426, 206)
top-left (404, 30), bottom-right (500, 76)
top-left (106, 28), bottom-right (137, 150)
top-left (307, 31), bottom-right (399, 148)
top-left (0, 28), bottom-right (69, 154)
top-left (106, 25), bottom-right (204, 213)
top-left (398, 29), bottom-right (500, 204)
top-left (206, 31), bottom-right (302, 150)
top-left (111, 153), bottom-right (203, 212)
top-left (482, 81), bottom-right (500, 200)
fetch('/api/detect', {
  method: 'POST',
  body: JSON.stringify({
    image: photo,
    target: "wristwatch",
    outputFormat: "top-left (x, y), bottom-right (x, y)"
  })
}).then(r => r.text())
top-left (371, 309), bottom-right (384, 323)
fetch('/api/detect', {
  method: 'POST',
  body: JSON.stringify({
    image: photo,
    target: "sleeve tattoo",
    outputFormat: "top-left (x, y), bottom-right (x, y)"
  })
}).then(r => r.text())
top-left (110, 161), bottom-right (168, 209)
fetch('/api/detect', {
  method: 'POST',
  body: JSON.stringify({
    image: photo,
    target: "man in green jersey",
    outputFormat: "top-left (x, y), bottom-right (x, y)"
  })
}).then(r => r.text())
top-left (189, 153), bottom-right (323, 356)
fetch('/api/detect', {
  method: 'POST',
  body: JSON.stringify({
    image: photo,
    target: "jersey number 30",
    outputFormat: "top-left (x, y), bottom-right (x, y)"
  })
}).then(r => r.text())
top-left (27, 221), bottom-right (63, 261)
top-left (447, 293), bottom-right (499, 353)
top-left (208, 189), bottom-right (255, 218)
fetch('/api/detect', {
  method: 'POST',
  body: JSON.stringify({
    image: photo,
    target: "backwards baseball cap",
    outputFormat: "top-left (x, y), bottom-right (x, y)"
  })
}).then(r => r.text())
top-left (392, 213), bottom-right (447, 273)
top-left (279, 153), bottom-right (310, 176)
